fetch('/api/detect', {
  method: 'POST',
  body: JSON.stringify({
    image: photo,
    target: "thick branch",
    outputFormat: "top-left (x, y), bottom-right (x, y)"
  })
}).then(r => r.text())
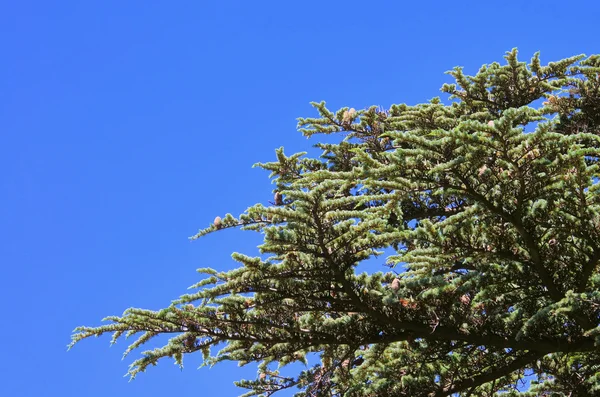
top-left (577, 248), bottom-right (600, 292)
top-left (435, 352), bottom-right (540, 396)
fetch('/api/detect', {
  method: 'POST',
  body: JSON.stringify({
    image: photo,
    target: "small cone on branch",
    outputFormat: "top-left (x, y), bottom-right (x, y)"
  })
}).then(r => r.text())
top-left (342, 108), bottom-right (356, 125)
top-left (460, 294), bottom-right (471, 305)
top-left (478, 164), bottom-right (488, 176)
top-left (274, 191), bottom-right (283, 206)
top-left (391, 278), bottom-right (400, 292)
top-left (214, 216), bottom-right (222, 229)
top-left (487, 120), bottom-right (494, 127)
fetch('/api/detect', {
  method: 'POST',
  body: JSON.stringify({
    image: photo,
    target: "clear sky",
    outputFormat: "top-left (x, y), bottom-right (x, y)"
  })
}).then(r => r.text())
top-left (2, 1), bottom-right (599, 396)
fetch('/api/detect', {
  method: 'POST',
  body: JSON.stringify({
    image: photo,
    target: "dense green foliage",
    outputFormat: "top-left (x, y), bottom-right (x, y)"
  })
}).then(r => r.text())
top-left (70, 50), bottom-right (600, 396)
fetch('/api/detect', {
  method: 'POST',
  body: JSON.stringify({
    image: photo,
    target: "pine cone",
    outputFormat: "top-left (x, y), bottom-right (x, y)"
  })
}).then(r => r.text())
top-left (274, 191), bottom-right (283, 206)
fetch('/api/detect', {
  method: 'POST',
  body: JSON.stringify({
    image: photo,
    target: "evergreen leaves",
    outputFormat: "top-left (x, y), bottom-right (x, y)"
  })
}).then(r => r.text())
top-left (70, 50), bottom-right (600, 396)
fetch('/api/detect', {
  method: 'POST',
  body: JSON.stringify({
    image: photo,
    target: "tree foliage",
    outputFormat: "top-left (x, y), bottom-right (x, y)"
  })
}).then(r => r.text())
top-left (70, 50), bottom-right (600, 396)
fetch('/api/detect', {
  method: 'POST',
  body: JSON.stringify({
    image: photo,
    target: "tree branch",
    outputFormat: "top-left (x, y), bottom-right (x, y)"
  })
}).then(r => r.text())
top-left (436, 352), bottom-right (540, 396)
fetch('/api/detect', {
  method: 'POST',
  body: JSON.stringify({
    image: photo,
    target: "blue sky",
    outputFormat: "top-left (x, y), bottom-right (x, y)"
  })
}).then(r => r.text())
top-left (2, 1), bottom-right (599, 396)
